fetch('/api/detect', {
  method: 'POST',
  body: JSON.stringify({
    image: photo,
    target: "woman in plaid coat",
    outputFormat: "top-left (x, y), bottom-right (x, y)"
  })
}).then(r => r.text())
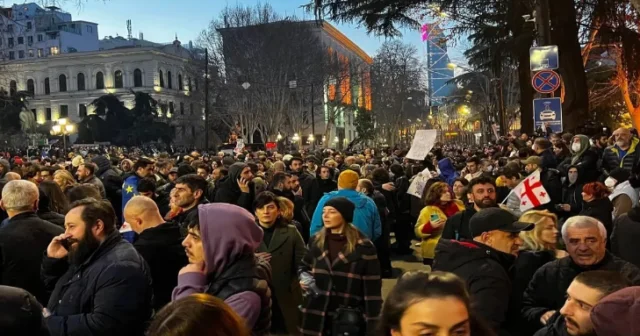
top-left (298, 197), bottom-right (383, 336)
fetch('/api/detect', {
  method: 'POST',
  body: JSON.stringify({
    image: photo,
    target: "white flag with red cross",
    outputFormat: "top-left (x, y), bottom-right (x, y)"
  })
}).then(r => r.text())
top-left (513, 170), bottom-right (551, 212)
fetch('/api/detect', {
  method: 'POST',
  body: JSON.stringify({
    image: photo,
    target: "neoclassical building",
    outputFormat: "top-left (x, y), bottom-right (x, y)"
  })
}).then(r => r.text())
top-left (0, 42), bottom-right (205, 146)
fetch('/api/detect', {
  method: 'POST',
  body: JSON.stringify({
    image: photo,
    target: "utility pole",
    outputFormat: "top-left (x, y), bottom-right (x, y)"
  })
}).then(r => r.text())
top-left (204, 48), bottom-right (210, 151)
top-left (310, 82), bottom-right (316, 150)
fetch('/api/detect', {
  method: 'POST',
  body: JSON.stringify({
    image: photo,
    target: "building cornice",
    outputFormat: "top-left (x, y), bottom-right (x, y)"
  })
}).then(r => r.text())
top-left (320, 21), bottom-right (373, 65)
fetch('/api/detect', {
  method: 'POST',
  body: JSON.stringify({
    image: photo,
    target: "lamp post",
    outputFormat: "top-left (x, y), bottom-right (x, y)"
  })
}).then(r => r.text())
top-left (51, 118), bottom-right (75, 158)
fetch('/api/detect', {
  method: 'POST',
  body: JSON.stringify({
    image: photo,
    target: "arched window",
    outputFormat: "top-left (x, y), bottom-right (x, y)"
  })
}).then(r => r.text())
top-left (134, 68), bottom-right (142, 87)
top-left (27, 79), bottom-right (35, 94)
top-left (77, 73), bottom-right (85, 91)
top-left (58, 74), bottom-right (67, 92)
top-left (96, 72), bottom-right (104, 89)
top-left (9, 80), bottom-right (17, 96)
top-left (114, 70), bottom-right (123, 88)
top-left (178, 74), bottom-right (183, 90)
top-left (187, 77), bottom-right (192, 91)
top-left (167, 71), bottom-right (173, 89)
top-left (44, 78), bottom-right (50, 94)
top-left (159, 69), bottom-right (164, 88)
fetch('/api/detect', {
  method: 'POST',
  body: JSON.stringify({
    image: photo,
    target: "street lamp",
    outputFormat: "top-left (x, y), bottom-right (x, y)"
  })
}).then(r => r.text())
top-left (276, 132), bottom-right (283, 141)
top-left (308, 134), bottom-right (314, 143)
top-left (292, 133), bottom-right (300, 142)
top-left (51, 118), bottom-right (75, 158)
top-left (241, 82), bottom-right (251, 90)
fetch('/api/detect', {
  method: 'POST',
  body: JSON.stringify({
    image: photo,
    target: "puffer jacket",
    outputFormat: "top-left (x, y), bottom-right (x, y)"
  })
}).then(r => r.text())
top-left (603, 137), bottom-right (640, 174)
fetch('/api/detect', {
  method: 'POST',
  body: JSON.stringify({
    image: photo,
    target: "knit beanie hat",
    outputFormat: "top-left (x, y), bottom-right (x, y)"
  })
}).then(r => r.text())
top-left (609, 168), bottom-right (630, 183)
top-left (324, 197), bottom-right (355, 224)
top-left (591, 286), bottom-right (640, 336)
top-left (338, 170), bottom-right (359, 189)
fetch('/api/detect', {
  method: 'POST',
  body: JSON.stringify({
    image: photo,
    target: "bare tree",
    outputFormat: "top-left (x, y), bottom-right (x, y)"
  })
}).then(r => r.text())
top-left (371, 40), bottom-right (423, 146)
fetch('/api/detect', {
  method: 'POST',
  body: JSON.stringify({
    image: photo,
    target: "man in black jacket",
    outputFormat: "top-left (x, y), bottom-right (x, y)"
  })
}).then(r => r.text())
top-left (125, 196), bottom-right (187, 310)
top-left (433, 208), bottom-right (534, 336)
top-left (442, 176), bottom-right (497, 241)
top-left (172, 174), bottom-right (209, 230)
top-left (533, 271), bottom-right (629, 336)
top-left (42, 198), bottom-right (152, 335)
top-left (0, 180), bottom-right (63, 304)
top-left (532, 137), bottom-right (558, 170)
top-left (289, 157), bottom-right (321, 215)
top-left (92, 155), bottom-right (124, 222)
top-left (522, 215), bottom-right (640, 335)
top-left (214, 162), bottom-right (254, 212)
top-left (522, 156), bottom-right (563, 214)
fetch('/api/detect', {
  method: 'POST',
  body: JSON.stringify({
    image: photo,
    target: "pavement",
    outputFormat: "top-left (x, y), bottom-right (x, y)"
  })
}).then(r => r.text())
top-left (382, 244), bottom-right (427, 299)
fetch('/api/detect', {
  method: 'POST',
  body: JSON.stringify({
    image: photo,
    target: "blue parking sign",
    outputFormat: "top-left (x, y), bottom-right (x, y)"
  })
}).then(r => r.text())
top-left (530, 45), bottom-right (559, 71)
top-left (533, 98), bottom-right (563, 133)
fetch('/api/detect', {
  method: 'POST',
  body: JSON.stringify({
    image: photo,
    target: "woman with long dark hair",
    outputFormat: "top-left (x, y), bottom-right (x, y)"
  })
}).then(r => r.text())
top-left (298, 197), bottom-right (382, 336)
top-left (379, 271), bottom-right (495, 336)
top-left (37, 180), bottom-right (69, 226)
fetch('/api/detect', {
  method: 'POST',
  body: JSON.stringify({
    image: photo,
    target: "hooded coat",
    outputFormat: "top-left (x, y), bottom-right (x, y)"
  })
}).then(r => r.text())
top-left (611, 208), bottom-right (640, 268)
top-left (591, 286), bottom-right (640, 336)
top-left (172, 204), bottom-right (272, 335)
top-left (433, 239), bottom-right (516, 336)
top-left (214, 162), bottom-right (254, 212)
top-left (559, 135), bottom-right (599, 183)
top-left (310, 189), bottom-right (382, 241)
top-left (437, 158), bottom-right (459, 186)
top-left (92, 156), bottom-right (123, 219)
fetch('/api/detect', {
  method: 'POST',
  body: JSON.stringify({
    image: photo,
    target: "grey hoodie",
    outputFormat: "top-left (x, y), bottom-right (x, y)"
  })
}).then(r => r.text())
top-left (172, 203), bottom-right (264, 328)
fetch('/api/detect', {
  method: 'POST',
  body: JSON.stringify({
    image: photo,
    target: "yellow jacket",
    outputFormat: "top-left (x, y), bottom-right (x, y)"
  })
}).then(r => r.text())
top-left (415, 200), bottom-right (465, 259)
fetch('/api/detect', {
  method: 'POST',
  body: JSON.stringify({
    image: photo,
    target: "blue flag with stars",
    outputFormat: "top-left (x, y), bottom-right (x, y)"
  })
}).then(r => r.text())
top-left (121, 174), bottom-right (140, 243)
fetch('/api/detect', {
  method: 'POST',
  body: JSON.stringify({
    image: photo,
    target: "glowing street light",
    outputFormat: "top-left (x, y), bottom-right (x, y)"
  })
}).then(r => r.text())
top-left (292, 133), bottom-right (300, 142)
top-left (276, 132), bottom-right (283, 141)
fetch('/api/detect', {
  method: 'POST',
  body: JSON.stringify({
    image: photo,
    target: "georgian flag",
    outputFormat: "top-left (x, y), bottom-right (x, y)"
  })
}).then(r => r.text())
top-left (513, 170), bottom-right (551, 212)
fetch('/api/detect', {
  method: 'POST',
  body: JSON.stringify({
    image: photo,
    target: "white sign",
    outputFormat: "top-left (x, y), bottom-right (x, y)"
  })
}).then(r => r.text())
top-left (407, 168), bottom-right (433, 198)
top-left (406, 130), bottom-right (438, 161)
top-left (234, 139), bottom-right (245, 154)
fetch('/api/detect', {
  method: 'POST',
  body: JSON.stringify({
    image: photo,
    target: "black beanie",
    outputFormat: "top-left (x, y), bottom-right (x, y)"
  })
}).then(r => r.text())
top-left (324, 197), bottom-right (355, 224)
top-left (609, 168), bottom-right (630, 184)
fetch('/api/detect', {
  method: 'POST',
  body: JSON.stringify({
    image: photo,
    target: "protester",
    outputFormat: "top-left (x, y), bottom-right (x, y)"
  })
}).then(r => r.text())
top-left (579, 182), bottom-right (614, 240)
top-left (416, 182), bottom-right (465, 266)
top-left (53, 169), bottom-right (77, 198)
top-left (522, 156), bottom-right (562, 212)
top-left (442, 176), bottom-right (497, 241)
top-left (532, 138), bottom-right (557, 170)
top-left (124, 196), bottom-right (187, 311)
top-left (214, 162), bottom-right (254, 211)
top-left (463, 156), bottom-right (483, 182)
top-left (433, 207), bottom-right (534, 335)
top-left (611, 207), bottom-right (640, 268)
top-left (0, 285), bottom-right (49, 336)
top-left (453, 177), bottom-right (469, 202)
top-left (310, 169), bottom-right (382, 241)
top-left (0, 180), bottom-right (64, 304)
top-left (172, 203), bottom-right (271, 334)
top-left (533, 271), bottom-right (630, 336)
top-left (299, 197), bottom-right (382, 336)
top-left (121, 157), bottom-right (155, 213)
top-left (559, 135), bottom-right (599, 183)
top-left (254, 192), bottom-right (306, 334)
top-left (602, 127), bottom-right (638, 174)
top-left (42, 198), bottom-right (153, 335)
top-left (147, 293), bottom-right (251, 336)
top-left (76, 162), bottom-right (106, 199)
top-left (316, 165), bottom-right (338, 195)
top-left (170, 174), bottom-right (209, 229)
top-left (66, 183), bottom-right (102, 203)
top-left (37, 181), bottom-right (67, 226)
top-left (510, 210), bottom-right (567, 334)
top-left (357, 178), bottom-right (393, 277)
top-left (521, 216), bottom-right (640, 333)
top-left (590, 286), bottom-right (640, 336)
top-left (605, 168), bottom-right (638, 219)
top-left (379, 271), bottom-right (495, 336)
top-left (437, 157), bottom-right (459, 186)
top-left (557, 166), bottom-right (584, 219)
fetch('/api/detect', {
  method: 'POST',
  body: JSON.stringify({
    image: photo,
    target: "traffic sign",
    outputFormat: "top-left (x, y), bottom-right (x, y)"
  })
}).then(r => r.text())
top-left (532, 70), bottom-right (561, 94)
top-left (533, 98), bottom-right (562, 133)
top-left (530, 45), bottom-right (559, 71)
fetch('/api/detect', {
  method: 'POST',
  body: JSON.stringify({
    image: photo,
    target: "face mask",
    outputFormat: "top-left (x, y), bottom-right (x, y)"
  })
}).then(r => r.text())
top-left (571, 143), bottom-right (581, 152)
top-left (604, 177), bottom-right (617, 188)
top-left (568, 172), bottom-right (578, 184)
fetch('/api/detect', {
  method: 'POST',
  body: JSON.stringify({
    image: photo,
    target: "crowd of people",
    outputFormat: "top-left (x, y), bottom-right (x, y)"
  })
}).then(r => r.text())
top-left (0, 127), bottom-right (639, 336)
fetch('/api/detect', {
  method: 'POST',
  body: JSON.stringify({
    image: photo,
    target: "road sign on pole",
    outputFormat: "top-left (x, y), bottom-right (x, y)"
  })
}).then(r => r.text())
top-left (530, 45), bottom-right (559, 71)
top-left (532, 70), bottom-right (561, 94)
top-left (533, 98), bottom-right (563, 133)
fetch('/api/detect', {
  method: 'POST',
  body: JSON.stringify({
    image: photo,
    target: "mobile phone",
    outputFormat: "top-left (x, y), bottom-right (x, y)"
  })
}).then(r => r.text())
top-left (60, 237), bottom-right (72, 250)
top-left (430, 214), bottom-right (440, 222)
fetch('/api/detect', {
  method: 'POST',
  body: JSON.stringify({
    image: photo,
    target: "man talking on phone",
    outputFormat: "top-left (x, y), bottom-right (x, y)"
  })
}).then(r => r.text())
top-left (214, 162), bottom-right (255, 212)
